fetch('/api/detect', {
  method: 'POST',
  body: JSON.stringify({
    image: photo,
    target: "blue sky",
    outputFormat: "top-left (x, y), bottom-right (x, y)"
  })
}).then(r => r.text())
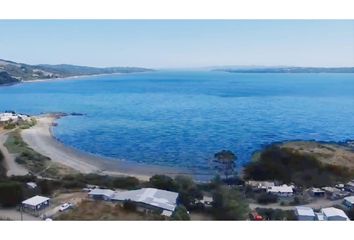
top-left (0, 20), bottom-right (353, 68)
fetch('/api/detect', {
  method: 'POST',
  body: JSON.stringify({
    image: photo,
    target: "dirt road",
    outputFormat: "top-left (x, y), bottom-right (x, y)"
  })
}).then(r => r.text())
top-left (0, 129), bottom-right (28, 176)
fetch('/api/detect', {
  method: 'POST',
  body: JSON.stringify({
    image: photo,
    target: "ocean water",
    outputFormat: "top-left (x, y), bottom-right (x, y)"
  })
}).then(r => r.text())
top-left (1, 71), bottom-right (354, 177)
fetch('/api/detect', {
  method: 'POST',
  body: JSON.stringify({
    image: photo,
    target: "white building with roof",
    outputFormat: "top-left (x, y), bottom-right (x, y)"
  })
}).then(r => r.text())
top-left (22, 195), bottom-right (50, 214)
top-left (112, 188), bottom-right (179, 216)
top-left (345, 181), bottom-right (354, 192)
top-left (88, 188), bottom-right (115, 201)
top-left (343, 196), bottom-right (354, 209)
top-left (294, 206), bottom-right (316, 221)
top-left (321, 207), bottom-right (349, 221)
top-left (310, 187), bottom-right (325, 197)
top-left (267, 184), bottom-right (294, 197)
top-left (0, 112), bottom-right (17, 123)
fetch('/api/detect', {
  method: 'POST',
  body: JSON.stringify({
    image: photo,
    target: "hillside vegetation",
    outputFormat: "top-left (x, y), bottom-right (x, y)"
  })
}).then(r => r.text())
top-left (244, 143), bottom-right (354, 187)
top-left (0, 58), bottom-right (153, 84)
top-left (0, 71), bottom-right (20, 85)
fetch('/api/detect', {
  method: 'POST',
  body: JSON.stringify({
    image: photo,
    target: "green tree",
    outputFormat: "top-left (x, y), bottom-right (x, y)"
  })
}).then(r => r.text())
top-left (123, 200), bottom-right (137, 211)
top-left (0, 150), bottom-right (6, 178)
top-left (171, 205), bottom-right (190, 220)
top-left (149, 175), bottom-right (177, 191)
top-left (213, 150), bottom-right (237, 179)
top-left (0, 181), bottom-right (23, 207)
top-left (175, 175), bottom-right (203, 209)
top-left (212, 186), bottom-right (249, 220)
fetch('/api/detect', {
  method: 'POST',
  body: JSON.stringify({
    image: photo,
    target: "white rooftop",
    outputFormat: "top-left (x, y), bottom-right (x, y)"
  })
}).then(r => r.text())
top-left (112, 188), bottom-right (178, 211)
top-left (315, 213), bottom-right (325, 221)
top-left (346, 181), bottom-right (354, 187)
top-left (311, 188), bottom-right (325, 193)
top-left (321, 207), bottom-right (349, 220)
top-left (344, 196), bottom-right (354, 204)
top-left (26, 182), bottom-right (37, 189)
top-left (161, 210), bottom-right (173, 217)
top-left (295, 206), bottom-right (315, 217)
top-left (267, 185), bottom-right (293, 193)
top-left (22, 195), bottom-right (50, 206)
top-left (88, 188), bottom-right (115, 197)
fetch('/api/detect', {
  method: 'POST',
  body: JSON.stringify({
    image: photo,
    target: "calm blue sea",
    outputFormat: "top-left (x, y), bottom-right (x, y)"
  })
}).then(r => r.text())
top-left (1, 71), bottom-right (354, 176)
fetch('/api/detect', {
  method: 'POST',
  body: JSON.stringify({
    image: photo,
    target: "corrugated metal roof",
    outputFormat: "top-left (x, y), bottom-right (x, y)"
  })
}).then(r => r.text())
top-left (344, 196), bottom-right (354, 204)
top-left (321, 207), bottom-right (349, 220)
top-left (295, 206), bottom-right (315, 217)
top-left (22, 195), bottom-right (50, 206)
top-left (267, 185), bottom-right (293, 193)
top-left (112, 188), bottom-right (178, 211)
top-left (88, 188), bottom-right (115, 198)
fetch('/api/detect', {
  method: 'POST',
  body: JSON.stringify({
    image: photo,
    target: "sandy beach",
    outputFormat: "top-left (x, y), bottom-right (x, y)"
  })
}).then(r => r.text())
top-left (20, 115), bottom-right (190, 181)
top-left (22, 73), bottom-right (122, 83)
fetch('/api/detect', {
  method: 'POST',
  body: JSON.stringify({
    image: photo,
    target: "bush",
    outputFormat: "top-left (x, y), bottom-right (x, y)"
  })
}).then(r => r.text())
top-left (4, 123), bottom-right (16, 130)
top-left (0, 150), bottom-right (6, 178)
top-left (0, 181), bottom-right (23, 207)
top-left (175, 175), bottom-right (203, 210)
top-left (212, 186), bottom-right (249, 220)
top-left (149, 175), bottom-right (178, 191)
top-left (256, 193), bottom-right (278, 204)
top-left (123, 200), bottom-right (137, 211)
top-left (256, 208), bottom-right (296, 220)
top-left (112, 176), bottom-right (140, 190)
top-left (37, 179), bottom-right (61, 195)
top-left (171, 205), bottom-right (190, 220)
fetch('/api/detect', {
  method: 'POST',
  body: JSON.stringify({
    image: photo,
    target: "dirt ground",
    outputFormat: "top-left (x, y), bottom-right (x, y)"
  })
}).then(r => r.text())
top-left (55, 199), bottom-right (165, 220)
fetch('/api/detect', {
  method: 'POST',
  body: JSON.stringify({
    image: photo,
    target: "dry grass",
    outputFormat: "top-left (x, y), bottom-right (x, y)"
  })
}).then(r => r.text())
top-left (280, 141), bottom-right (354, 170)
top-left (55, 200), bottom-right (166, 220)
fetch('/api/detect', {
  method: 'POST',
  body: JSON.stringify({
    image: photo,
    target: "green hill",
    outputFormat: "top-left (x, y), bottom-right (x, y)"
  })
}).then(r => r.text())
top-left (0, 71), bottom-right (20, 85)
top-left (0, 58), bottom-right (153, 85)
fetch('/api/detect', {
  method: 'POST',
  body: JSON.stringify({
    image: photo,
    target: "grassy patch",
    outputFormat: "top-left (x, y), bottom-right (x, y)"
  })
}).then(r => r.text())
top-left (4, 130), bottom-right (28, 154)
top-left (19, 118), bottom-right (37, 129)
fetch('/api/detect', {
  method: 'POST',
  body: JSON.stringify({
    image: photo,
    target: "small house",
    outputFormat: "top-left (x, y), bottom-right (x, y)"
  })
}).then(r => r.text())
top-left (310, 188), bottom-right (325, 197)
top-left (112, 188), bottom-right (179, 216)
top-left (267, 185), bottom-right (293, 197)
top-left (88, 188), bottom-right (115, 200)
top-left (22, 195), bottom-right (50, 214)
top-left (343, 196), bottom-right (354, 209)
top-left (321, 207), bottom-right (349, 221)
top-left (246, 180), bottom-right (275, 192)
top-left (321, 187), bottom-right (342, 199)
top-left (335, 183), bottom-right (345, 191)
top-left (344, 181), bottom-right (354, 192)
top-left (295, 206), bottom-right (316, 221)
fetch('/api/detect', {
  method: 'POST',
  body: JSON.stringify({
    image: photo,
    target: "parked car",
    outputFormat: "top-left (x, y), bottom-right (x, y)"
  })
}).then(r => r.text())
top-left (59, 202), bottom-right (73, 212)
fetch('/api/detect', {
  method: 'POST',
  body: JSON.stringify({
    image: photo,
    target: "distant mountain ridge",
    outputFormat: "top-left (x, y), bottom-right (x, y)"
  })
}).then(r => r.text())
top-left (0, 58), bottom-right (153, 85)
top-left (215, 66), bottom-right (354, 73)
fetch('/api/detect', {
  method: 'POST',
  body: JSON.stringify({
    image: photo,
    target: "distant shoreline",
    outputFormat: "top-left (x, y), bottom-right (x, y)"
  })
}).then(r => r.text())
top-left (20, 114), bottom-right (192, 181)
top-left (22, 72), bottom-right (123, 83)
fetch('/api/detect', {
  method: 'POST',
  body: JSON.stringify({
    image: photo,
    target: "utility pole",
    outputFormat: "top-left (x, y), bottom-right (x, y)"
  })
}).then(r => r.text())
top-left (20, 205), bottom-right (23, 221)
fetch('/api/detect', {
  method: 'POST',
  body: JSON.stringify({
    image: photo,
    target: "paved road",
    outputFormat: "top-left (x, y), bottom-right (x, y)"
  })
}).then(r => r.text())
top-left (0, 130), bottom-right (29, 176)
